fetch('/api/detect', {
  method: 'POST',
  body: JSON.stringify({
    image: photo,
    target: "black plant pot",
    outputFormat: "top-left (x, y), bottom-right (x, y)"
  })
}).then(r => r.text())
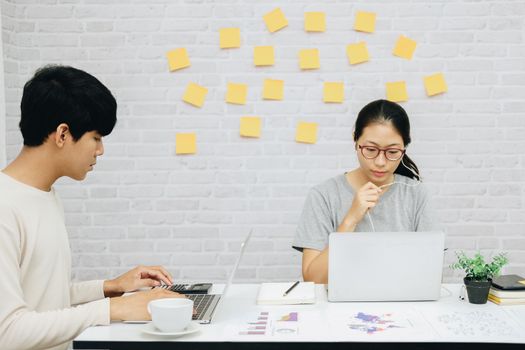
top-left (464, 277), bottom-right (492, 304)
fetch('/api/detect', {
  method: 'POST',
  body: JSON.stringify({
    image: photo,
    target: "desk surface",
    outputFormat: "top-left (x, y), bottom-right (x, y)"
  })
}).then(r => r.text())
top-left (74, 284), bottom-right (525, 349)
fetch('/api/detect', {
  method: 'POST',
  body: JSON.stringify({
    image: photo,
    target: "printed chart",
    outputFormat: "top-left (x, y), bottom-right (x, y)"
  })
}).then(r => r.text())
top-left (327, 306), bottom-right (436, 341)
top-left (272, 312), bottom-right (299, 336)
top-left (347, 312), bottom-right (408, 335)
top-left (235, 311), bottom-right (304, 339)
top-left (423, 309), bottom-right (523, 341)
top-left (238, 311), bottom-right (270, 336)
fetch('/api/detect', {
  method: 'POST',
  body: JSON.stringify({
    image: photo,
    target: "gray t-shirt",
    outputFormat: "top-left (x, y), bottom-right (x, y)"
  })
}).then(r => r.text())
top-left (293, 173), bottom-right (439, 252)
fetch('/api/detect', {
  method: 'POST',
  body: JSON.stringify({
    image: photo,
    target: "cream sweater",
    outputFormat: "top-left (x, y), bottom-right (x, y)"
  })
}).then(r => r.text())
top-left (0, 172), bottom-right (110, 350)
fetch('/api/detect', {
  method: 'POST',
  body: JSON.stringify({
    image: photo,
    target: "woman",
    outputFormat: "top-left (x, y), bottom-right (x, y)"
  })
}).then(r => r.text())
top-left (292, 99), bottom-right (439, 284)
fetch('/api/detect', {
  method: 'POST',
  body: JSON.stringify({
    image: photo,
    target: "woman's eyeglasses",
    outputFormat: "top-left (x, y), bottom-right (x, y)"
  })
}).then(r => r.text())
top-left (358, 145), bottom-right (405, 161)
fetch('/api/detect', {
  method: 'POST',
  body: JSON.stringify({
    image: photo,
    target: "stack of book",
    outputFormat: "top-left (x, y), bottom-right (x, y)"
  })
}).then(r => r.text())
top-left (489, 274), bottom-right (525, 305)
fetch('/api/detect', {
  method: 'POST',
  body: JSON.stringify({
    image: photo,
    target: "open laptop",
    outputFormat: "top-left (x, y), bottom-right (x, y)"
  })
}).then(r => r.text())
top-left (328, 231), bottom-right (445, 302)
top-left (163, 230), bottom-right (252, 324)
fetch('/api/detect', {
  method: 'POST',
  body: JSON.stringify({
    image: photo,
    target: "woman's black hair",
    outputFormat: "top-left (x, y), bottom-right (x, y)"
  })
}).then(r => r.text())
top-left (20, 65), bottom-right (117, 146)
top-left (353, 99), bottom-right (420, 180)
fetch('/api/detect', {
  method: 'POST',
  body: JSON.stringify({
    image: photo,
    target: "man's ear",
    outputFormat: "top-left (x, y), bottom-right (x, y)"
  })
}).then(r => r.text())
top-left (54, 123), bottom-right (70, 148)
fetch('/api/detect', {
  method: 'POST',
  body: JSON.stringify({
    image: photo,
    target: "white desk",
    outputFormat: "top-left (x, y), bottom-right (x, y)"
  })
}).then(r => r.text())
top-left (74, 284), bottom-right (525, 349)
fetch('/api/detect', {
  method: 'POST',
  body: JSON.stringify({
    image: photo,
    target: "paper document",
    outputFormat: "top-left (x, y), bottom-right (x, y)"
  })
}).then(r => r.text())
top-left (257, 282), bottom-right (315, 305)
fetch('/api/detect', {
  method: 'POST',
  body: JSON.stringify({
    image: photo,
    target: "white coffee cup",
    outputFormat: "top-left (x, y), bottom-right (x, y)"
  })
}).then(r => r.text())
top-left (148, 298), bottom-right (193, 333)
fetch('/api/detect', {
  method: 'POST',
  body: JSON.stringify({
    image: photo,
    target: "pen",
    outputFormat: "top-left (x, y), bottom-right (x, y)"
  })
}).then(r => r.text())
top-left (283, 281), bottom-right (300, 297)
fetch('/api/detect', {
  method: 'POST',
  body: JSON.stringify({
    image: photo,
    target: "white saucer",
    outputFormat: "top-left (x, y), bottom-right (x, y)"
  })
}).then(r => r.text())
top-left (141, 322), bottom-right (201, 337)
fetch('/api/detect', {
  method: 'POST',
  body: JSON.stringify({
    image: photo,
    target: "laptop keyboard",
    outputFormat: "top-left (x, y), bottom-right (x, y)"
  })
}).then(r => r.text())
top-left (187, 294), bottom-right (214, 320)
top-left (158, 284), bottom-right (217, 321)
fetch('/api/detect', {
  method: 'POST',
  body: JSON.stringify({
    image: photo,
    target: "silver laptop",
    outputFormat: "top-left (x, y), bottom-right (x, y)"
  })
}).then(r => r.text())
top-left (328, 231), bottom-right (445, 302)
top-left (169, 230), bottom-right (252, 324)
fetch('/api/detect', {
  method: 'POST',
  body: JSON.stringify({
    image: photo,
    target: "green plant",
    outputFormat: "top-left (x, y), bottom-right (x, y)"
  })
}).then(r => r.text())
top-left (450, 251), bottom-right (508, 281)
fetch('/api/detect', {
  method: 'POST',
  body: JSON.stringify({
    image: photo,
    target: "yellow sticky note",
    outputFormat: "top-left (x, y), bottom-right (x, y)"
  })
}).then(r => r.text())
top-left (220, 28), bottom-right (241, 49)
top-left (182, 83), bottom-right (208, 108)
top-left (323, 82), bottom-right (344, 103)
top-left (166, 48), bottom-right (190, 72)
top-left (305, 12), bottom-right (326, 32)
top-left (393, 35), bottom-right (417, 60)
top-left (423, 73), bottom-right (447, 96)
top-left (175, 133), bottom-right (196, 155)
top-left (240, 116), bottom-right (261, 138)
top-left (254, 46), bottom-right (275, 66)
top-left (386, 81), bottom-right (408, 102)
top-left (263, 8), bottom-right (288, 33)
top-left (296, 122), bottom-right (318, 144)
top-left (519, 280), bottom-right (525, 285)
top-left (263, 79), bottom-right (284, 100)
top-left (346, 42), bottom-right (369, 65)
top-left (226, 83), bottom-right (248, 105)
top-left (354, 11), bottom-right (376, 33)
top-left (299, 49), bottom-right (320, 70)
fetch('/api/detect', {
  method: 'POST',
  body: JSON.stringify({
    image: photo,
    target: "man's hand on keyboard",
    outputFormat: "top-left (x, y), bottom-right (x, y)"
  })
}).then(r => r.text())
top-left (109, 287), bottom-right (184, 321)
top-left (104, 265), bottom-right (174, 297)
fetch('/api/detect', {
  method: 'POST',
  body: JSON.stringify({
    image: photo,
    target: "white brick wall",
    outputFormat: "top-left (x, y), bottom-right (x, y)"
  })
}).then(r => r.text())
top-left (1, 0), bottom-right (524, 283)
top-left (0, 4), bottom-right (6, 168)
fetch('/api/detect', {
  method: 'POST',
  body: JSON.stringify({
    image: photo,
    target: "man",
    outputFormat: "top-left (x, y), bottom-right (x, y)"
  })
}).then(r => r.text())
top-left (0, 65), bottom-right (180, 350)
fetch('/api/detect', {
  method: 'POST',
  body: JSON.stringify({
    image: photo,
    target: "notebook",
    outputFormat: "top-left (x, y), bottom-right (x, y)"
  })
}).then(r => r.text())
top-left (256, 282), bottom-right (315, 305)
top-left (491, 274), bottom-right (525, 291)
top-left (488, 294), bottom-right (525, 305)
top-left (328, 231), bottom-right (445, 302)
top-left (489, 287), bottom-right (525, 299)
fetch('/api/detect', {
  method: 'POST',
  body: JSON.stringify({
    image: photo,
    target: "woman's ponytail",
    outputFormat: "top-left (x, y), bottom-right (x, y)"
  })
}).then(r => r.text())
top-left (395, 154), bottom-right (420, 181)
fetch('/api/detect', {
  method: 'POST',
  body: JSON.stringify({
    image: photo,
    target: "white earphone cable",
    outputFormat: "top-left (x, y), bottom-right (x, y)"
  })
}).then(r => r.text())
top-left (366, 157), bottom-right (421, 232)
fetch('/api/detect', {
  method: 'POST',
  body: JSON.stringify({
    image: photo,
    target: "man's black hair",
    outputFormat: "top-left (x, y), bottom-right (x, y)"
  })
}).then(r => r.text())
top-left (20, 65), bottom-right (117, 146)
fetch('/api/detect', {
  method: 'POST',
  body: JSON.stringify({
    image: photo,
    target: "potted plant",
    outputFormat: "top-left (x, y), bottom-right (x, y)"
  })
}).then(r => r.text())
top-left (450, 251), bottom-right (508, 304)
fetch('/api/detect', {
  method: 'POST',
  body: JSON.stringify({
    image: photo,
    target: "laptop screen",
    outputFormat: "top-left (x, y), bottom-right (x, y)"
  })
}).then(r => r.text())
top-left (328, 231), bottom-right (445, 302)
top-left (221, 229), bottom-right (253, 297)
